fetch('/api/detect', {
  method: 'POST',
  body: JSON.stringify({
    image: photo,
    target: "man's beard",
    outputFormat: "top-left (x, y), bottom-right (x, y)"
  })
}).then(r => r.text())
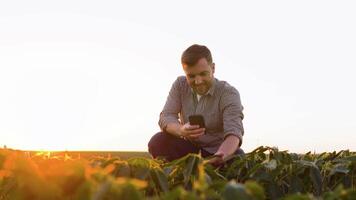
top-left (193, 83), bottom-right (209, 95)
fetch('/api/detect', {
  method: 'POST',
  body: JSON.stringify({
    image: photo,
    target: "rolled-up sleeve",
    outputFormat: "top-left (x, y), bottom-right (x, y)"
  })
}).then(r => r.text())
top-left (158, 78), bottom-right (182, 131)
top-left (220, 87), bottom-right (244, 146)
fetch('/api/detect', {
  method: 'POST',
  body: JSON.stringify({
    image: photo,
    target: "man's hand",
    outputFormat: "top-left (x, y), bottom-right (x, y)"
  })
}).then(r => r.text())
top-left (179, 122), bottom-right (205, 140)
top-left (206, 153), bottom-right (224, 168)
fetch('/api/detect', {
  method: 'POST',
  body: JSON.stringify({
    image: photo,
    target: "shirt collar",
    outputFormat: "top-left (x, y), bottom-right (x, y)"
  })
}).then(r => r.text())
top-left (206, 78), bottom-right (217, 96)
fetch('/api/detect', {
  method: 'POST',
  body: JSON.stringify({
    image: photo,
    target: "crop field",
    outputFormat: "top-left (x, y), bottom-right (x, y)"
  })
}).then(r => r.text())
top-left (1, 146), bottom-right (356, 200)
top-left (25, 151), bottom-right (151, 160)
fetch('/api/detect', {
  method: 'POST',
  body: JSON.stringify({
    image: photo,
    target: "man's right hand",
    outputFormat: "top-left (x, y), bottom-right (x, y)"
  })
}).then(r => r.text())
top-left (179, 122), bottom-right (205, 140)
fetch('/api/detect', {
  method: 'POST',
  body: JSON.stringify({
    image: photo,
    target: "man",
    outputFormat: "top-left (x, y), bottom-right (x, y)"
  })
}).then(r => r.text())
top-left (148, 44), bottom-right (244, 166)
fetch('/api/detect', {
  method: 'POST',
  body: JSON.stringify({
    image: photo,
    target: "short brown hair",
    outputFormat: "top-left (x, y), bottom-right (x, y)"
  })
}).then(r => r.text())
top-left (181, 44), bottom-right (213, 67)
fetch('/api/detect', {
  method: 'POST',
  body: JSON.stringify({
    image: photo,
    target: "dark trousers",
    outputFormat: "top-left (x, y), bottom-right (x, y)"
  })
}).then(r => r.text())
top-left (148, 131), bottom-right (244, 162)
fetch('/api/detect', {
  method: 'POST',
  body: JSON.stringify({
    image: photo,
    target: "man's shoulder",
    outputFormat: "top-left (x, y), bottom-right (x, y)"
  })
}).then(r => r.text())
top-left (215, 79), bottom-right (243, 107)
top-left (172, 76), bottom-right (188, 88)
top-left (215, 79), bottom-right (240, 95)
top-left (176, 76), bottom-right (187, 83)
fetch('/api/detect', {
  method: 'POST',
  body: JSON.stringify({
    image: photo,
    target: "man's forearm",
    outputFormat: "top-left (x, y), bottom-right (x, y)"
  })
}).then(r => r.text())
top-left (165, 123), bottom-right (182, 137)
top-left (216, 135), bottom-right (240, 159)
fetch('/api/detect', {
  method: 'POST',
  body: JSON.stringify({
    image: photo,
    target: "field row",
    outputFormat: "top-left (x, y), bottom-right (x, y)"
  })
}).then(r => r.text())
top-left (1, 146), bottom-right (356, 199)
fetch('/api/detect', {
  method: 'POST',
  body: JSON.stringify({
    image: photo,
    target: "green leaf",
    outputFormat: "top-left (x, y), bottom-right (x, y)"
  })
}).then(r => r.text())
top-left (263, 159), bottom-right (277, 170)
top-left (290, 176), bottom-right (304, 194)
top-left (245, 181), bottom-right (266, 200)
top-left (117, 182), bottom-right (144, 200)
top-left (128, 157), bottom-right (151, 179)
top-left (329, 163), bottom-right (349, 176)
top-left (266, 182), bottom-right (283, 200)
top-left (150, 168), bottom-right (169, 192)
top-left (222, 181), bottom-right (250, 200)
top-left (112, 160), bottom-right (131, 177)
top-left (309, 165), bottom-right (322, 196)
top-left (341, 155), bottom-right (356, 162)
top-left (183, 154), bottom-right (200, 186)
top-left (282, 193), bottom-right (316, 200)
top-left (245, 163), bottom-right (263, 179)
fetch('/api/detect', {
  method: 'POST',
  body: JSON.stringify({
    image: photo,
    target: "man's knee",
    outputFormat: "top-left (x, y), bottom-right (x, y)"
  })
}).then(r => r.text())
top-left (148, 132), bottom-right (171, 155)
top-left (148, 131), bottom-right (199, 161)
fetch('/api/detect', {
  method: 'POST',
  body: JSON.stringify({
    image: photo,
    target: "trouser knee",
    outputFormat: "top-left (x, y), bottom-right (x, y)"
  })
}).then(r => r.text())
top-left (148, 132), bottom-right (168, 155)
top-left (147, 131), bottom-right (199, 161)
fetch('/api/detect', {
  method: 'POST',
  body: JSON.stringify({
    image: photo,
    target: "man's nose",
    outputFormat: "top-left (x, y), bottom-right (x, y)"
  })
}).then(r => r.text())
top-left (194, 76), bottom-right (203, 84)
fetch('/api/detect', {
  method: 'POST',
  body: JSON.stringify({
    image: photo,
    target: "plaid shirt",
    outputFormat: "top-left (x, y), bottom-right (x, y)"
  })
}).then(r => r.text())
top-left (159, 76), bottom-right (244, 153)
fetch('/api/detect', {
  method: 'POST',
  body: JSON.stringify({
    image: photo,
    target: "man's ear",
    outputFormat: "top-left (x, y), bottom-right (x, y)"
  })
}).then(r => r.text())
top-left (211, 63), bottom-right (215, 74)
top-left (182, 64), bottom-right (188, 72)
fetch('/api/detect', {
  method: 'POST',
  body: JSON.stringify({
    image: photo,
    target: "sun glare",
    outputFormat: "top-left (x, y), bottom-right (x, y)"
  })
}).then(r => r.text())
top-left (34, 151), bottom-right (52, 158)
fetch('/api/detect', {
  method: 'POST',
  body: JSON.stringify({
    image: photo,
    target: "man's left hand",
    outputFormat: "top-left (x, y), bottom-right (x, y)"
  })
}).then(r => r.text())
top-left (207, 153), bottom-right (224, 168)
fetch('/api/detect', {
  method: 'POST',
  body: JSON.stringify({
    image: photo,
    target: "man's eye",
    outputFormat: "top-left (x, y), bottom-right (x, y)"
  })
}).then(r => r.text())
top-left (200, 72), bottom-right (209, 76)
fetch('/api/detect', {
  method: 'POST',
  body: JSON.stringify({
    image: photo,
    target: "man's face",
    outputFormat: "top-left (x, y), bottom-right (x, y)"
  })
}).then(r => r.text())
top-left (183, 58), bottom-right (215, 95)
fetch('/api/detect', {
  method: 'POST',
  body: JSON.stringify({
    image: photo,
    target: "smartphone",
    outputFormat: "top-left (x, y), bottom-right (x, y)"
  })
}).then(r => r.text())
top-left (188, 115), bottom-right (205, 128)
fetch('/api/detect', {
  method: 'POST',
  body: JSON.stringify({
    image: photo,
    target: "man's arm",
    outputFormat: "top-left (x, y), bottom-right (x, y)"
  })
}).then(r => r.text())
top-left (215, 86), bottom-right (244, 160)
top-left (207, 135), bottom-right (240, 167)
top-left (214, 135), bottom-right (240, 159)
top-left (158, 78), bottom-right (182, 134)
top-left (165, 123), bottom-right (182, 137)
top-left (159, 77), bottom-right (205, 139)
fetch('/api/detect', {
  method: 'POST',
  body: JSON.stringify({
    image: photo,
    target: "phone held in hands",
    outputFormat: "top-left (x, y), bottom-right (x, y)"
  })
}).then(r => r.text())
top-left (188, 115), bottom-right (205, 128)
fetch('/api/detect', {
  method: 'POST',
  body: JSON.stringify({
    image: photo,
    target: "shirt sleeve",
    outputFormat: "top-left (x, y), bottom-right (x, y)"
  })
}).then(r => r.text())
top-left (220, 87), bottom-right (244, 147)
top-left (158, 77), bottom-right (182, 131)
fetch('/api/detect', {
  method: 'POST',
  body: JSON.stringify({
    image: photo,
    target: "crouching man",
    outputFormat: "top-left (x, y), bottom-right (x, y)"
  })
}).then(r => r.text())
top-left (148, 44), bottom-right (245, 166)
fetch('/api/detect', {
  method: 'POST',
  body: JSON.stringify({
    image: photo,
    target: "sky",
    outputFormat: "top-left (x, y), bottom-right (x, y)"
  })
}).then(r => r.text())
top-left (0, 0), bottom-right (355, 153)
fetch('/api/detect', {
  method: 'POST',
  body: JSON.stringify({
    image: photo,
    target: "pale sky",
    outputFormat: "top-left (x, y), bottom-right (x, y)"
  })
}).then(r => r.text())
top-left (1, 0), bottom-right (355, 153)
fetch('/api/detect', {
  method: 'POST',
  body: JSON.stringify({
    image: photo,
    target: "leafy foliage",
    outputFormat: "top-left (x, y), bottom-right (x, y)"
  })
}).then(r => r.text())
top-left (0, 146), bottom-right (355, 199)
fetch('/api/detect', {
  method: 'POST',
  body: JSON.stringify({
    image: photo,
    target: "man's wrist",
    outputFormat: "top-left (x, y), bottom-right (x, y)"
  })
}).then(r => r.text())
top-left (167, 123), bottom-right (184, 139)
top-left (214, 151), bottom-right (225, 158)
top-left (178, 131), bottom-right (185, 139)
top-left (177, 125), bottom-right (185, 139)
